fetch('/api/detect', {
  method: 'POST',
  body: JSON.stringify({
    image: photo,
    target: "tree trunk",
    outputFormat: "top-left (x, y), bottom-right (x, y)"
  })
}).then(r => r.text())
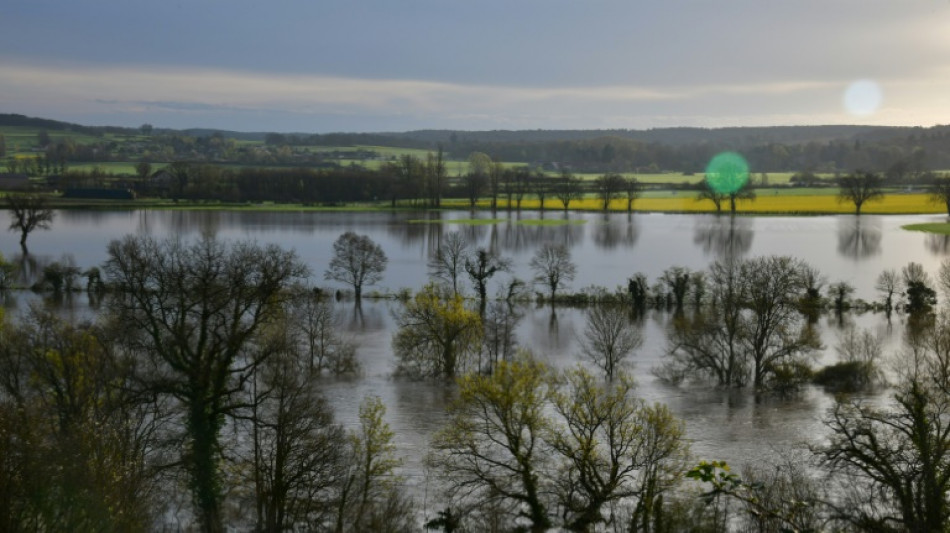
top-left (189, 400), bottom-right (224, 533)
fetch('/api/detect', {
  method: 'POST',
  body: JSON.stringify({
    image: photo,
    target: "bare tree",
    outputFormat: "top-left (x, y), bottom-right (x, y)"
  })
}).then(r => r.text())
top-left (837, 171), bottom-right (884, 214)
top-left (290, 290), bottom-right (358, 374)
top-left (482, 300), bottom-right (522, 373)
top-left (664, 256), bottom-right (819, 390)
top-left (5, 194), bottom-right (54, 252)
top-left (696, 179), bottom-right (725, 213)
top-left (427, 231), bottom-right (469, 295)
top-left (325, 232), bottom-right (387, 300)
top-left (554, 170), bottom-right (583, 211)
top-left (929, 174), bottom-right (950, 216)
top-left (242, 339), bottom-right (346, 531)
top-left (818, 314), bottom-right (950, 531)
top-left (594, 172), bottom-right (625, 211)
top-left (624, 176), bottom-right (642, 212)
top-left (103, 234), bottom-right (307, 532)
top-left (876, 268), bottom-right (902, 314)
top-left (727, 181), bottom-right (756, 214)
top-left (580, 304), bottom-right (643, 380)
top-left (530, 243), bottom-right (577, 302)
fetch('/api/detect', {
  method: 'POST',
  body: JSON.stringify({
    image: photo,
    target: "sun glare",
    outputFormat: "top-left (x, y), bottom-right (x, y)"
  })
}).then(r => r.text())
top-left (843, 79), bottom-right (883, 117)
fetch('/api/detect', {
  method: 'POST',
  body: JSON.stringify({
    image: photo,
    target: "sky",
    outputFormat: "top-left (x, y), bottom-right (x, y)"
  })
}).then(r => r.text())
top-left (2, 0), bottom-right (950, 133)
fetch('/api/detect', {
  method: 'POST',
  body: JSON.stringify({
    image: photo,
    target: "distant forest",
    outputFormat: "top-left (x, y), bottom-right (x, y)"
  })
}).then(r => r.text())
top-left (3, 113), bottom-right (950, 175)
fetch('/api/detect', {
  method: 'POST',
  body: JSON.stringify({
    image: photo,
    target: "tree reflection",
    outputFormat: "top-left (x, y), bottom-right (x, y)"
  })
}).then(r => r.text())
top-left (693, 215), bottom-right (753, 260)
top-left (169, 210), bottom-right (221, 237)
top-left (592, 213), bottom-right (639, 250)
top-left (925, 233), bottom-right (950, 255)
top-left (836, 216), bottom-right (881, 259)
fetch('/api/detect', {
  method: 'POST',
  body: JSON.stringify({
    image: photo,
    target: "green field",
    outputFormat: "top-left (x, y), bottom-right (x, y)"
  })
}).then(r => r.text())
top-left (903, 223), bottom-right (950, 235)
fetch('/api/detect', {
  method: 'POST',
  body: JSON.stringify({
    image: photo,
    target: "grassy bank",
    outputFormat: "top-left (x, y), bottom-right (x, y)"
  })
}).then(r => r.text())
top-left (903, 222), bottom-right (950, 234)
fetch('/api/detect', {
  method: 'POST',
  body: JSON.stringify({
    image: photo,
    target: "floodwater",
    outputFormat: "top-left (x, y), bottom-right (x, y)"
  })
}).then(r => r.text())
top-left (0, 209), bottom-right (943, 485)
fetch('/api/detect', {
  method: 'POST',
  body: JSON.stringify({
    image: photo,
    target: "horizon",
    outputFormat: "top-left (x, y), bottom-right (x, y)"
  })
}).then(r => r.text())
top-left (4, 1), bottom-right (950, 133)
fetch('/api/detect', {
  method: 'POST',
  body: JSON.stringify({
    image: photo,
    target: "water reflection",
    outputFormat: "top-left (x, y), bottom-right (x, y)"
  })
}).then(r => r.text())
top-left (592, 213), bottom-right (640, 250)
top-left (693, 215), bottom-right (753, 260)
top-left (837, 216), bottom-right (882, 259)
top-left (168, 210), bottom-right (222, 237)
top-left (925, 233), bottom-right (950, 255)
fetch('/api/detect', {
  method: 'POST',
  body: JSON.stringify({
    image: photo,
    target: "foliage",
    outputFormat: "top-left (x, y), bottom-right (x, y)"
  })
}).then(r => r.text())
top-left (0, 252), bottom-right (16, 290)
top-left (593, 172), bottom-right (625, 211)
top-left (687, 459), bottom-right (825, 532)
top-left (875, 268), bottom-right (902, 313)
top-left (481, 300), bottom-right (522, 374)
top-left (336, 396), bottom-right (415, 533)
top-left (429, 356), bottom-right (689, 532)
top-left (393, 283), bottom-right (483, 378)
top-left (0, 308), bottom-right (160, 531)
top-left (903, 261), bottom-right (937, 314)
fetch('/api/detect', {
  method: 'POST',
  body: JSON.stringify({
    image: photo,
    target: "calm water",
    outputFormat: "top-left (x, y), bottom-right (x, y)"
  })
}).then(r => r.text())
top-left (0, 209), bottom-right (943, 483)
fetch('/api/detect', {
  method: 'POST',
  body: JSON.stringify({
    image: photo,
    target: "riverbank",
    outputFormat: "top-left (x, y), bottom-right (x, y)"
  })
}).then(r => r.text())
top-left (1, 190), bottom-right (946, 215)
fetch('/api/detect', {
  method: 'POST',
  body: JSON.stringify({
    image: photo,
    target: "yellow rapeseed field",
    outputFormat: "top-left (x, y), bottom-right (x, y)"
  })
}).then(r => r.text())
top-left (452, 193), bottom-right (945, 215)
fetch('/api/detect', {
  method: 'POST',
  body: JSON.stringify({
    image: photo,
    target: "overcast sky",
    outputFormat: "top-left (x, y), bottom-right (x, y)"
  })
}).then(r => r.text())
top-left (3, 0), bottom-right (950, 133)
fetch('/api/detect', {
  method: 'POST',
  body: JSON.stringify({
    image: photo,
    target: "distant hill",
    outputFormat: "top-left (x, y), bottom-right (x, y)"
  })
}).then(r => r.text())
top-left (2, 112), bottom-right (942, 148)
top-left (4, 112), bottom-right (949, 173)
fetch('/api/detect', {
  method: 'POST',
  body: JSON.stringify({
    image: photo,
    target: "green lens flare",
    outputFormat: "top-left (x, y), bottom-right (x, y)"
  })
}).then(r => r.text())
top-left (705, 152), bottom-right (749, 194)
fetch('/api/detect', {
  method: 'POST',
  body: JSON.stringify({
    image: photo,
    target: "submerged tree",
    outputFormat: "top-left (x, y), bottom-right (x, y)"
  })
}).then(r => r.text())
top-left (818, 312), bottom-right (950, 531)
top-left (325, 232), bottom-right (387, 300)
top-left (464, 248), bottom-right (510, 314)
top-left (335, 396), bottom-right (415, 533)
top-left (5, 194), bottom-right (54, 253)
top-left (530, 243), bottom-right (577, 302)
top-left (392, 283), bottom-right (482, 378)
top-left (290, 290), bottom-right (358, 375)
top-left (580, 304), bottom-right (643, 380)
top-left (242, 340), bottom-right (346, 531)
top-left (429, 356), bottom-right (689, 532)
top-left (428, 231), bottom-right (469, 296)
top-left (664, 256), bottom-right (819, 389)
